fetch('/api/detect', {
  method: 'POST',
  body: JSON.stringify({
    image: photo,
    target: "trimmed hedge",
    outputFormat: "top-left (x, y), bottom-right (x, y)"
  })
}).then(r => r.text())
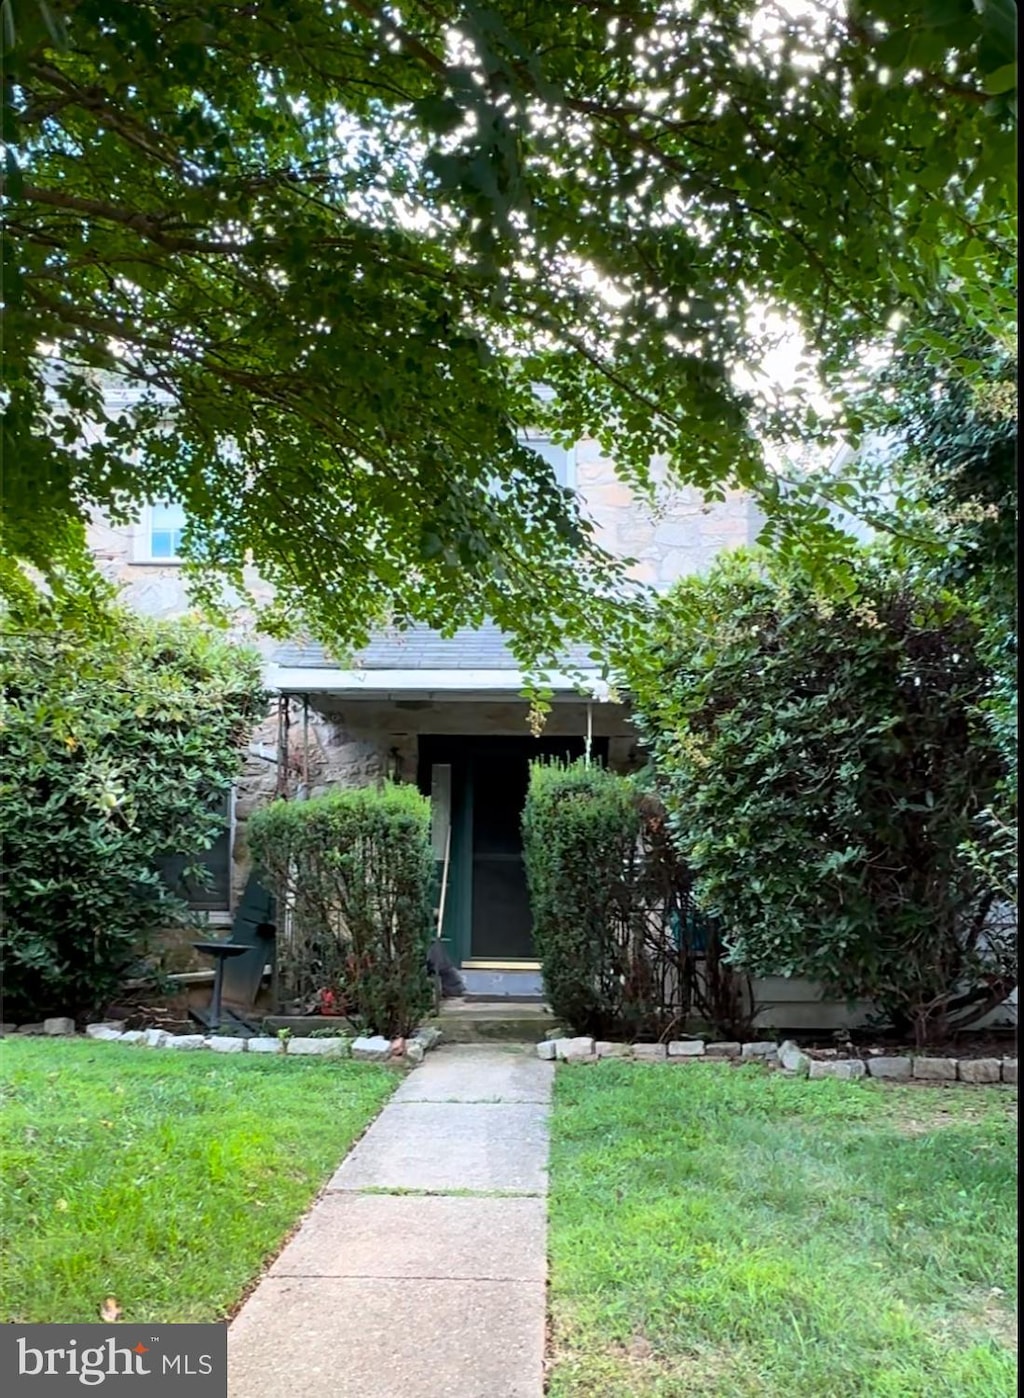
top-left (523, 762), bottom-right (638, 1037)
top-left (247, 783), bottom-right (434, 1038)
top-left (522, 761), bottom-right (749, 1040)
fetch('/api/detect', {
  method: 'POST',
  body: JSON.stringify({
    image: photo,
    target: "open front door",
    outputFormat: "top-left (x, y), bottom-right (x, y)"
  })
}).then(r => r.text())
top-left (469, 745), bottom-right (534, 959)
top-left (419, 734), bottom-right (608, 966)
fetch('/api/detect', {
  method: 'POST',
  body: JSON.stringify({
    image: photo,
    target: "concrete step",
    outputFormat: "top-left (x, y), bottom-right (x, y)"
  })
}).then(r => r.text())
top-left (460, 969), bottom-right (545, 1002)
top-left (430, 999), bottom-right (554, 1044)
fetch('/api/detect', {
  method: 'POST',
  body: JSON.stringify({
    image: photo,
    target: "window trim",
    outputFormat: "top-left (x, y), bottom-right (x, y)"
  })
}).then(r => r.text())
top-left (517, 432), bottom-right (577, 490)
top-left (132, 501), bottom-right (187, 565)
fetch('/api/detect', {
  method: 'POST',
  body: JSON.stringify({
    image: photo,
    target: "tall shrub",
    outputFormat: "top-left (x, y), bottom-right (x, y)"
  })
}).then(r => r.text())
top-left (853, 320), bottom-right (1018, 909)
top-left (622, 551), bottom-right (1011, 1046)
top-left (247, 784), bottom-right (434, 1038)
top-left (523, 762), bottom-right (638, 1038)
top-left (0, 576), bottom-right (265, 1019)
top-left (522, 761), bottom-right (749, 1039)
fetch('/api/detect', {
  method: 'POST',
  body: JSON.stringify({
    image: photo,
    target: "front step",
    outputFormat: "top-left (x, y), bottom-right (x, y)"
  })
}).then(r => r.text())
top-left (430, 998), bottom-right (554, 1044)
top-left (460, 969), bottom-right (545, 1003)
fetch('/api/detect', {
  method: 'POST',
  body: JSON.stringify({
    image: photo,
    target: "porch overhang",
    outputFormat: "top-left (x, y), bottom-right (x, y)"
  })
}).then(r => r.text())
top-left (265, 665), bottom-right (612, 703)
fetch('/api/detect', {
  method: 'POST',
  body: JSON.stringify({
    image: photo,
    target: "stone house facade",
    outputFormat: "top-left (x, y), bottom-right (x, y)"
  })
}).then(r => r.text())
top-left (86, 433), bottom-right (1016, 1031)
top-left (88, 436), bottom-right (760, 956)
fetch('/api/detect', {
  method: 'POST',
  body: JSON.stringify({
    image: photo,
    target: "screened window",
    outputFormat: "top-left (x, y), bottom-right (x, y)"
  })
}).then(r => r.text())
top-left (155, 792), bottom-right (233, 912)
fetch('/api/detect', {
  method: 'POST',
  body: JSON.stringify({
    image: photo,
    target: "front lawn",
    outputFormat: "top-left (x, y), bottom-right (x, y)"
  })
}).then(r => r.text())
top-left (0, 1039), bottom-right (395, 1323)
top-left (548, 1063), bottom-right (1017, 1398)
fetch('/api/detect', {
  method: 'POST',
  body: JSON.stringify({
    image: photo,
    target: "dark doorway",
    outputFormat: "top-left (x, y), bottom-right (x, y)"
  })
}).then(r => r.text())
top-left (471, 743), bottom-right (534, 958)
top-left (418, 733), bottom-right (608, 962)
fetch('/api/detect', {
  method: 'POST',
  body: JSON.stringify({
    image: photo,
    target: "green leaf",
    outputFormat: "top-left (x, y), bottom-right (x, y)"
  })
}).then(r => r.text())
top-left (983, 63), bottom-right (1018, 94)
top-left (921, 0), bottom-right (971, 26)
top-left (411, 95), bottom-right (464, 134)
top-left (1, 0), bottom-right (1016, 670)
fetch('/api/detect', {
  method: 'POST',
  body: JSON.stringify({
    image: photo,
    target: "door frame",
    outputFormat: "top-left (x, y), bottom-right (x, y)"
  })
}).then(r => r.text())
top-left (417, 733), bottom-right (609, 966)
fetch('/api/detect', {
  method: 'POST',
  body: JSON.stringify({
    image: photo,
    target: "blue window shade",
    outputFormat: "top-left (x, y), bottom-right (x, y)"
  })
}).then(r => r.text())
top-left (149, 501), bottom-right (186, 559)
top-left (670, 904), bottom-right (709, 954)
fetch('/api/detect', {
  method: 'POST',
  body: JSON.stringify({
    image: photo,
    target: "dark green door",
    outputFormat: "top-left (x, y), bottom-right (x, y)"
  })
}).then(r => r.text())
top-left (418, 734), bottom-right (607, 963)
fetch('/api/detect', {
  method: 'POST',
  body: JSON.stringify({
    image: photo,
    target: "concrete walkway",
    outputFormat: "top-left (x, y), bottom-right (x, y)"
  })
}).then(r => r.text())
top-left (228, 1046), bottom-right (553, 1398)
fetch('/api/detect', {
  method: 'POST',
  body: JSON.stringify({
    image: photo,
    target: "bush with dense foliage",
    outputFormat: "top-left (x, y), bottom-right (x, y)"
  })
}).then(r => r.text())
top-left (827, 319), bottom-right (1017, 909)
top-left (247, 784), bottom-right (434, 1038)
top-left (521, 760), bottom-right (752, 1040)
top-left (622, 552), bottom-right (1013, 1046)
top-left (0, 577), bottom-right (265, 1020)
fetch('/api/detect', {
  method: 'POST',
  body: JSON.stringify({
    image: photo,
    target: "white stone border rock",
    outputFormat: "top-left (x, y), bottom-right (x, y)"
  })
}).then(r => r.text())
top-left (537, 1036), bottom-right (1017, 1085)
top-left (61, 1022), bottom-right (445, 1066)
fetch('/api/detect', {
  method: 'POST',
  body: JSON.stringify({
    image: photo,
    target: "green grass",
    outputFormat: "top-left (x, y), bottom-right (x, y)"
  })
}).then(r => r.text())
top-left (0, 1039), bottom-right (395, 1323)
top-left (548, 1063), bottom-right (1017, 1398)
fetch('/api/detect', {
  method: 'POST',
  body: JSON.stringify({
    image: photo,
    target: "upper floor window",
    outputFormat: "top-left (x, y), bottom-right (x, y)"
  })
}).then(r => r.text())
top-left (518, 432), bottom-right (576, 489)
top-left (135, 501), bottom-right (186, 563)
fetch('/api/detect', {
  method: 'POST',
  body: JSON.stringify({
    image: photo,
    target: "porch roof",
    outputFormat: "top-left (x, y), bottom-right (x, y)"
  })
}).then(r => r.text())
top-left (266, 621), bottom-right (610, 701)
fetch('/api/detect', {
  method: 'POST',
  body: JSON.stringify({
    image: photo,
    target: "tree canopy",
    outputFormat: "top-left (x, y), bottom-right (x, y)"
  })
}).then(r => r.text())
top-left (851, 319), bottom-right (1017, 622)
top-left (1, 0), bottom-right (1017, 658)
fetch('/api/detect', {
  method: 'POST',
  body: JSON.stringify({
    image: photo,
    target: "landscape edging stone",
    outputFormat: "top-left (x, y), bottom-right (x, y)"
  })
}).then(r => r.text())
top-left (535, 1038), bottom-right (1017, 1085)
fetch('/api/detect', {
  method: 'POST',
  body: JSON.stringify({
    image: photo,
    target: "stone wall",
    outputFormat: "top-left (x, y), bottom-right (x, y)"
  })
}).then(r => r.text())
top-left (86, 511), bottom-right (277, 652)
top-left (310, 696), bottom-right (640, 784)
top-left (539, 1036), bottom-right (1018, 1084)
top-left (86, 438), bottom-right (761, 623)
top-left (575, 445), bottom-right (764, 587)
